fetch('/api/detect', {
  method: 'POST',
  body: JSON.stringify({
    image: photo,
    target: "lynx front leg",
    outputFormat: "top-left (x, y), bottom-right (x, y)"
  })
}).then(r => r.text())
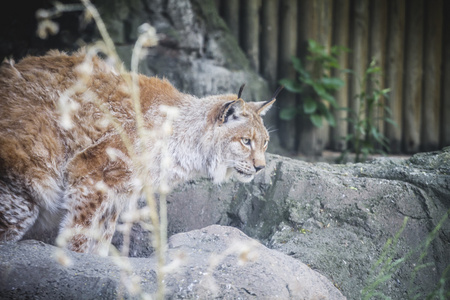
top-left (0, 180), bottom-right (39, 242)
top-left (60, 141), bottom-right (132, 255)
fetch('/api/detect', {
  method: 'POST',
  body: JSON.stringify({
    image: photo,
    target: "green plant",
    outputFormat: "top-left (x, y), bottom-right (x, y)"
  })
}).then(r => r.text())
top-left (342, 59), bottom-right (395, 163)
top-left (361, 217), bottom-right (409, 300)
top-left (362, 210), bottom-right (450, 300)
top-left (279, 39), bottom-right (348, 128)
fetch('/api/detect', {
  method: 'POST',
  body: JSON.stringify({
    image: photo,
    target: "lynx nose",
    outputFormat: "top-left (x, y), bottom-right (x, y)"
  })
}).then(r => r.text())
top-left (254, 165), bottom-right (265, 173)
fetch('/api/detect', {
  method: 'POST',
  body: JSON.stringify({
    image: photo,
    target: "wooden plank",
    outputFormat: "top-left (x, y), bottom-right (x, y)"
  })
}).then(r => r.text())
top-left (220, 0), bottom-right (240, 41)
top-left (296, 0), bottom-right (318, 155)
top-left (421, 0), bottom-right (443, 151)
top-left (330, 0), bottom-right (350, 151)
top-left (385, 0), bottom-right (405, 154)
top-left (240, 0), bottom-right (260, 72)
top-left (348, 0), bottom-right (369, 149)
top-left (442, 0), bottom-right (450, 147)
top-left (403, 0), bottom-right (424, 153)
top-left (295, 0), bottom-right (333, 156)
top-left (277, 0), bottom-right (298, 150)
top-left (368, 0), bottom-right (387, 150)
top-left (260, 0), bottom-right (279, 89)
top-left (316, 0), bottom-right (333, 152)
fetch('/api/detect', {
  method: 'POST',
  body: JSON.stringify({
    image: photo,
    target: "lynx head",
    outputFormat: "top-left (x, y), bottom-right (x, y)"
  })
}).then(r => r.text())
top-left (208, 85), bottom-right (283, 183)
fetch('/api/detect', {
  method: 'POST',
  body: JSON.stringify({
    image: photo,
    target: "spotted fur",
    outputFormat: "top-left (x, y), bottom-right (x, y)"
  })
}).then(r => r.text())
top-left (0, 50), bottom-right (275, 255)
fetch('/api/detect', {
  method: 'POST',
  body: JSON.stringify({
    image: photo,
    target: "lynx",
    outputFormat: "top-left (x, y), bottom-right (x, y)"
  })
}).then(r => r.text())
top-left (0, 50), bottom-right (280, 255)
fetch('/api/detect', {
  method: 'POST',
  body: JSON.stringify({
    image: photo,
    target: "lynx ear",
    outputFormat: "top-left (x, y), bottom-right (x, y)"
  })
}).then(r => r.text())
top-left (218, 99), bottom-right (245, 124)
top-left (255, 85), bottom-right (284, 116)
top-left (255, 99), bottom-right (276, 116)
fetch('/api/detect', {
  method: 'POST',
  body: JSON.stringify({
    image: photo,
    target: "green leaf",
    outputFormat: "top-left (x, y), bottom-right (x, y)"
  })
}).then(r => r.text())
top-left (303, 98), bottom-right (317, 114)
top-left (308, 39), bottom-right (320, 53)
top-left (279, 107), bottom-right (298, 120)
top-left (310, 114), bottom-right (323, 127)
top-left (366, 66), bottom-right (381, 74)
top-left (385, 118), bottom-right (398, 127)
top-left (279, 78), bottom-right (302, 93)
top-left (381, 88), bottom-right (391, 95)
top-left (320, 77), bottom-right (344, 90)
top-left (291, 56), bottom-right (303, 73)
top-left (324, 109), bottom-right (336, 127)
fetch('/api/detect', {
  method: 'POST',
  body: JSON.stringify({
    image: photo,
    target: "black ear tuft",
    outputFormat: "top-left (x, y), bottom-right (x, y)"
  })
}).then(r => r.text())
top-left (237, 84), bottom-right (246, 99)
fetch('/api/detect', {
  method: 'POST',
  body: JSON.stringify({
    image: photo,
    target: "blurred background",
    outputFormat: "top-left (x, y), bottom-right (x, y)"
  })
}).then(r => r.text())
top-left (1, 0), bottom-right (448, 161)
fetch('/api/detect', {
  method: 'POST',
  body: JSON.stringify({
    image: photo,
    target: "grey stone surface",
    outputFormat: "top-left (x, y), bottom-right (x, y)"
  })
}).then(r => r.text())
top-left (160, 149), bottom-right (449, 299)
top-left (0, 226), bottom-right (345, 299)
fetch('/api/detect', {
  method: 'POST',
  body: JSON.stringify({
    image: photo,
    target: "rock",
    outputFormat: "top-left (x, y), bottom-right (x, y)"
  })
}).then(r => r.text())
top-left (160, 149), bottom-right (450, 299)
top-left (0, 225), bottom-right (346, 299)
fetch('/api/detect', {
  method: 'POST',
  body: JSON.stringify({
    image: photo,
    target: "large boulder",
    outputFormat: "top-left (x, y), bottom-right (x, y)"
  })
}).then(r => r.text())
top-left (160, 148), bottom-right (449, 299)
top-left (0, 225), bottom-right (345, 299)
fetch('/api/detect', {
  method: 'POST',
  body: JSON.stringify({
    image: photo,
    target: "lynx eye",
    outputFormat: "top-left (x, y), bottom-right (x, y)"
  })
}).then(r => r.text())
top-left (241, 138), bottom-right (251, 147)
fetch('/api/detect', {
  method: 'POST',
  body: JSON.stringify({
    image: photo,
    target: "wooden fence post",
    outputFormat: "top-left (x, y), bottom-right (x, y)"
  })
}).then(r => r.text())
top-left (241, 0), bottom-right (261, 72)
top-left (220, 0), bottom-right (240, 41)
top-left (368, 0), bottom-right (387, 149)
top-left (317, 0), bottom-right (333, 152)
top-left (260, 0), bottom-right (279, 89)
top-left (330, 0), bottom-right (350, 151)
top-left (349, 0), bottom-right (369, 148)
top-left (403, 0), bottom-right (424, 153)
top-left (421, 0), bottom-right (443, 151)
top-left (277, 0), bottom-right (298, 151)
top-left (442, 0), bottom-right (450, 148)
top-left (296, 0), bottom-right (333, 156)
top-left (385, 0), bottom-right (405, 154)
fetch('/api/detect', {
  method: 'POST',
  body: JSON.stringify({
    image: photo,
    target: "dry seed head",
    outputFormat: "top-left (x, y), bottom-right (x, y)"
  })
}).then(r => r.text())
top-left (159, 105), bottom-right (180, 120)
top-left (121, 211), bottom-right (138, 223)
top-left (128, 275), bottom-right (142, 295)
top-left (138, 23), bottom-right (158, 48)
top-left (82, 8), bottom-right (93, 23)
top-left (53, 1), bottom-right (65, 12)
top-left (161, 156), bottom-right (172, 169)
top-left (58, 95), bottom-right (80, 129)
top-left (159, 182), bottom-right (171, 195)
top-left (138, 206), bottom-right (151, 219)
top-left (238, 248), bottom-right (252, 266)
top-left (37, 19), bottom-right (59, 39)
top-left (95, 181), bottom-right (108, 193)
top-left (141, 293), bottom-right (152, 300)
top-left (112, 256), bottom-right (133, 272)
top-left (75, 62), bottom-right (93, 83)
top-left (98, 117), bottom-right (110, 128)
top-left (106, 147), bottom-right (118, 161)
top-left (35, 9), bottom-right (51, 20)
top-left (161, 121), bottom-right (173, 136)
top-left (162, 251), bottom-right (187, 273)
top-left (55, 249), bottom-right (73, 267)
